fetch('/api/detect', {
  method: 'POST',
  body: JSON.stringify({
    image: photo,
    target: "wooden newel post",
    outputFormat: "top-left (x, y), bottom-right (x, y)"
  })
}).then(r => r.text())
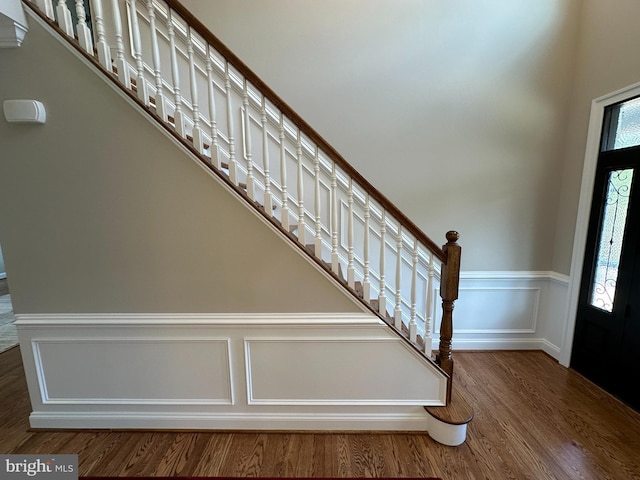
top-left (437, 230), bottom-right (461, 403)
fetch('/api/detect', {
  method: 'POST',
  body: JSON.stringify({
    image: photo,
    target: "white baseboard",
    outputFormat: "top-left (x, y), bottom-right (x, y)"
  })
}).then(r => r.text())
top-left (0, 272), bottom-right (6, 280)
top-left (29, 411), bottom-right (430, 431)
top-left (452, 338), bottom-right (561, 353)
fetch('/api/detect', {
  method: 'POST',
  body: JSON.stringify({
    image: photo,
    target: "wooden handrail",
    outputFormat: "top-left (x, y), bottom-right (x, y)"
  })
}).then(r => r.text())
top-left (165, 0), bottom-right (446, 264)
top-left (436, 231), bottom-right (461, 402)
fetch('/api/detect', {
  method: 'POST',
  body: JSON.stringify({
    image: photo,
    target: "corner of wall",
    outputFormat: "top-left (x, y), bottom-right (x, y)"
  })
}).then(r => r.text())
top-left (443, 271), bottom-right (569, 361)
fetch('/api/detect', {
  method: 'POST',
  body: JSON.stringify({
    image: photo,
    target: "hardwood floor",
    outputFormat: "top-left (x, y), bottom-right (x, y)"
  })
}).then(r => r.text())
top-left (1, 348), bottom-right (639, 479)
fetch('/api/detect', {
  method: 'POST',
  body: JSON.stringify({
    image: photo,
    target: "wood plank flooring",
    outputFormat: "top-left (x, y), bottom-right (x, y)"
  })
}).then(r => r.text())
top-left (1, 348), bottom-right (639, 479)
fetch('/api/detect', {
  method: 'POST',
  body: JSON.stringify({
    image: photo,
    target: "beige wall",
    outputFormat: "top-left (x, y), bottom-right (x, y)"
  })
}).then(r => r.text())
top-left (181, 0), bottom-right (582, 271)
top-left (552, 0), bottom-right (640, 274)
top-left (0, 20), bottom-right (361, 314)
top-left (3, 0), bottom-right (639, 317)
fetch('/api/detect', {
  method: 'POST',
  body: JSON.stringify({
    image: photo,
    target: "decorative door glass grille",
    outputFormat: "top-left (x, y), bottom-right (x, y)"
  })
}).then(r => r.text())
top-left (589, 168), bottom-right (634, 312)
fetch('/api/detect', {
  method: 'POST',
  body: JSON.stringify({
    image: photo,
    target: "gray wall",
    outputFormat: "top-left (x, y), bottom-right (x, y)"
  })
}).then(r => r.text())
top-left (0, 19), bottom-right (361, 314)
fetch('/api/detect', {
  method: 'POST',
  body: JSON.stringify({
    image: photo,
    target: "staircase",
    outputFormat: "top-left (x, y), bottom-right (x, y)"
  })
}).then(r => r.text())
top-left (16, 0), bottom-right (472, 444)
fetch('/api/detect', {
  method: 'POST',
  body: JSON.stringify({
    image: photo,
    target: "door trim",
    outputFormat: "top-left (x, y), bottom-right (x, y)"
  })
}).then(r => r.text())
top-left (560, 81), bottom-right (640, 367)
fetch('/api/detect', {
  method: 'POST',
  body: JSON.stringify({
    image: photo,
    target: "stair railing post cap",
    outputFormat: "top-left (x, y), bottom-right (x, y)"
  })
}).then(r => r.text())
top-left (446, 231), bottom-right (459, 243)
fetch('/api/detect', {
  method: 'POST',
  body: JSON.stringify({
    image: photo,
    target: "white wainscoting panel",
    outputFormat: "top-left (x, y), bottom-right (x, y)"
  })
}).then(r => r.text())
top-left (32, 338), bottom-right (233, 405)
top-left (14, 273), bottom-right (571, 431)
top-left (449, 287), bottom-right (540, 333)
top-left (540, 274), bottom-right (570, 358)
top-left (15, 313), bottom-right (447, 431)
top-left (432, 271), bottom-right (569, 359)
top-left (245, 337), bottom-right (445, 405)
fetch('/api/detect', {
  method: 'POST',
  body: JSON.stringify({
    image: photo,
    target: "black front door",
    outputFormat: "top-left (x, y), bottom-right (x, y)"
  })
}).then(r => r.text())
top-left (571, 98), bottom-right (640, 412)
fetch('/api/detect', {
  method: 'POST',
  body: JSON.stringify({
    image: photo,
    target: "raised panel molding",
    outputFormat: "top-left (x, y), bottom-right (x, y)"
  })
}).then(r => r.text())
top-left (244, 337), bottom-right (446, 406)
top-left (14, 271), bottom-right (570, 431)
top-left (31, 337), bottom-right (234, 406)
top-left (435, 287), bottom-right (541, 334)
top-left (435, 271), bottom-right (570, 360)
top-left (15, 313), bottom-right (447, 431)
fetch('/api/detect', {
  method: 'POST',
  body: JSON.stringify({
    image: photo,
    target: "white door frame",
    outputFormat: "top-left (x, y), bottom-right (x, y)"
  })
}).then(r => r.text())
top-left (560, 81), bottom-right (640, 367)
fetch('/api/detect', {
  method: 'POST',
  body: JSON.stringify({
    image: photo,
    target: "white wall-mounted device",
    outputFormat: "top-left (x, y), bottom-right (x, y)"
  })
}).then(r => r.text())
top-left (3, 99), bottom-right (46, 124)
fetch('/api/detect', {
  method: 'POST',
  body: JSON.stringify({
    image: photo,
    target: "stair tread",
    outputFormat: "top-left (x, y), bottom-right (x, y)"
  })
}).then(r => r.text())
top-left (424, 386), bottom-right (474, 426)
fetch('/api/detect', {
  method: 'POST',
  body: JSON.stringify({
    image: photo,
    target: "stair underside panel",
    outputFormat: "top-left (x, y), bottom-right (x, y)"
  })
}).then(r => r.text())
top-left (0, 18), bottom-right (363, 315)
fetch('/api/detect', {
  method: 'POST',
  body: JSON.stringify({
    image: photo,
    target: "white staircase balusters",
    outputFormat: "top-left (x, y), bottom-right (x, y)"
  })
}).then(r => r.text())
top-left (242, 79), bottom-right (255, 199)
top-left (55, 0), bottom-right (74, 37)
top-left (313, 146), bottom-right (322, 258)
top-left (36, 0), bottom-right (55, 20)
top-left (278, 114), bottom-right (289, 230)
top-left (379, 210), bottom-right (387, 316)
top-left (187, 26), bottom-right (203, 152)
top-left (331, 162), bottom-right (340, 276)
top-left (425, 249), bottom-right (435, 354)
top-left (205, 45), bottom-right (221, 169)
top-left (260, 97), bottom-right (273, 213)
top-left (394, 225), bottom-right (403, 329)
top-left (363, 194), bottom-right (371, 301)
top-left (129, 0), bottom-right (148, 106)
top-left (409, 237), bottom-right (418, 343)
top-left (347, 178), bottom-right (355, 289)
top-left (90, 0), bottom-right (110, 70)
top-left (167, 10), bottom-right (184, 137)
top-left (74, 0), bottom-right (92, 53)
top-left (109, 0), bottom-right (130, 88)
top-left (295, 130), bottom-right (305, 245)
top-left (224, 62), bottom-right (237, 184)
top-left (146, 0), bottom-right (166, 121)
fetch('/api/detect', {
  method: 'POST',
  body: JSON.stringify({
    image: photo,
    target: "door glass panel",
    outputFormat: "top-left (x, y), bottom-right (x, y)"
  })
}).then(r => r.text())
top-left (590, 168), bottom-right (634, 312)
top-left (603, 97), bottom-right (640, 151)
